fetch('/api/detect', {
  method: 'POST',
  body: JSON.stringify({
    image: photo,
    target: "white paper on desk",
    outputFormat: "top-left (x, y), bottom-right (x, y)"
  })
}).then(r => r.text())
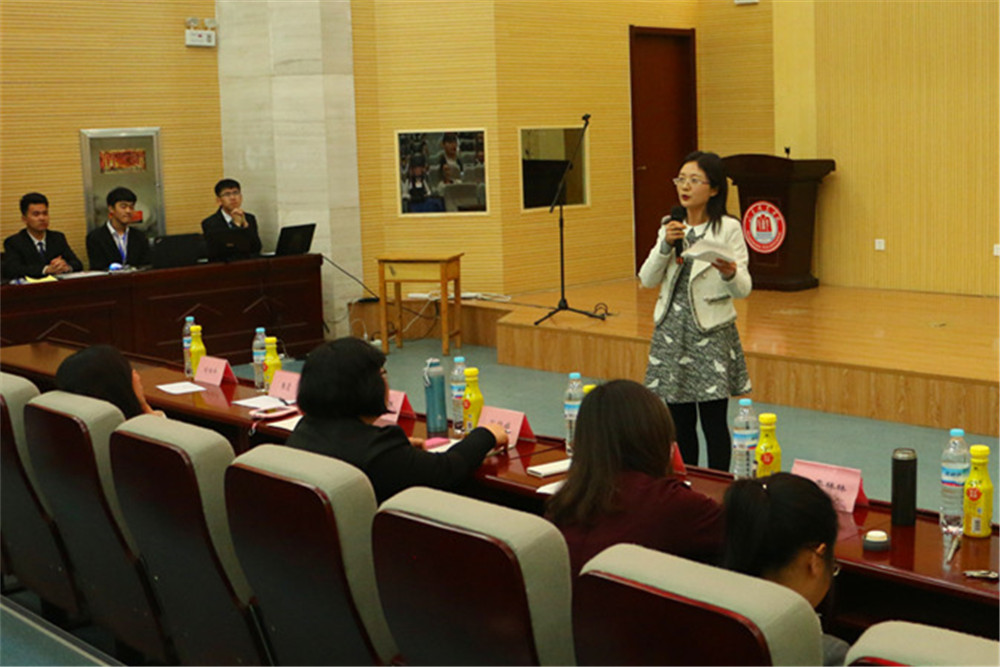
top-left (268, 414), bottom-right (303, 432)
top-left (526, 458), bottom-right (571, 478)
top-left (536, 480), bottom-right (566, 496)
top-left (682, 238), bottom-right (735, 264)
top-left (55, 270), bottom-right (109, 280)
top-left (233, 395), bottom-right (286, 409)
top-left (426, 438), bottom-right (460, 453)
top-left (156, 381), bottom-right (206, 395)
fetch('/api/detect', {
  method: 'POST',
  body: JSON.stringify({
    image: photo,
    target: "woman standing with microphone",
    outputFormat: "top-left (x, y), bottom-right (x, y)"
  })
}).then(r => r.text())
top-left (638, 150), bottom-right (752, 471)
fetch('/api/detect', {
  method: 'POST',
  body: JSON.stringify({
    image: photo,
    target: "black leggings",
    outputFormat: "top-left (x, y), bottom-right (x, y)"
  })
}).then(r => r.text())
top-left (668, 398), bottom-right (731, 472)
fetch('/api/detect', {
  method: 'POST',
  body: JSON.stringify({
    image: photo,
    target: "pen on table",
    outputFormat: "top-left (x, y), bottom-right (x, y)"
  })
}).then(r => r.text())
top-left (947, 533), bottom-right (962, 564)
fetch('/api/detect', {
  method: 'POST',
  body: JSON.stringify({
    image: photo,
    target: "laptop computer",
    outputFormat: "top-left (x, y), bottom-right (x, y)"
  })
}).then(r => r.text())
top-left (204, 228), bottom-right (256, 262)
top-left (274, 223), bottom-right (316, 256)
top-left (150, 233), bottom-right (205, 269)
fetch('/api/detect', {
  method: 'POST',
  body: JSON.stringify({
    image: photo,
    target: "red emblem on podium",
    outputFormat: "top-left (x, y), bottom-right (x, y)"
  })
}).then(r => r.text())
top-left (742, 200), bottom-right (786, 254)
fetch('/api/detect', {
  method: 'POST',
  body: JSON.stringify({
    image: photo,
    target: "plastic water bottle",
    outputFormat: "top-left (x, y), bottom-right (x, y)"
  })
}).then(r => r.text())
top-left (263, 336), bottom-right (281, 389)
top-left (564, 372), bottom-right (584, 456)
top-left (182, 316), bottom-right (195, 378)
top-left (450, 356), bottom-right (467, 437)
top-left (424, 358), bottom-right (448, 438)
top-left (251, 327), bottom-right (267, 391)
top-left (940, 428), bottom-right (971, 539)
top-left (731, 398), bottom-right (759, 480)
top-left (189, 324), bottom-right (206, 376)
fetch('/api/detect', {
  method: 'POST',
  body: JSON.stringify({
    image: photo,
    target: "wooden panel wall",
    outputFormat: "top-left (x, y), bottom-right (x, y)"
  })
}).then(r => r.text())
top-left (0, 0), bottom-right (222, 259)
top-left (813, 1), bottom-right (998, 296)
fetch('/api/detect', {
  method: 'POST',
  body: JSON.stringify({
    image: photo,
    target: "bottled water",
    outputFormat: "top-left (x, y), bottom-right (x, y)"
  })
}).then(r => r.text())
top-left (450, 356), bottom-right (467, 437)
top-left (940, 428), bottom-right (970, 539)
top-left (182, 316), bottom-right (195, 378)
top-left (251, 327), bottom-right (267, 391)
top-left (564, 372), bottom-right (584, 455)
top-left (423, 358), bottom-right (448, 438)
top-left (731, 398), bottom-right (758, 480)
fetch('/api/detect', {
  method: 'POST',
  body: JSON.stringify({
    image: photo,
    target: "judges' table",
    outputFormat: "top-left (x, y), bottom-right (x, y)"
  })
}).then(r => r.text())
top-left (1, 341), bottom-right (996, 641)
top-left (0, 254), bottom-right (324, 364)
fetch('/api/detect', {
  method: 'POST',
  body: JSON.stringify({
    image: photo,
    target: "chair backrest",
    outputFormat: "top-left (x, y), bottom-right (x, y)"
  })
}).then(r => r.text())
top-left (463, 164), bottom-right (485, 184)
top-left (111, 415), bottom-right (269, 666)
top-left (0, 373), bottom-right (81, 617)
top-left (575, 543), bottom-right (823, 666)
top-left (846, 620), bottom-right (999, 666)
top-left (373, 486), bottom-right (575, 666)
top-left (24, 391), bottom-right (172, 663)
top-left (225, 445), bottom-right (397, 666)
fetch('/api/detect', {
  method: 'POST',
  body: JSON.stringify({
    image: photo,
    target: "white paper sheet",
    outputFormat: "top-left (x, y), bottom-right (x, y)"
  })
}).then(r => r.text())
top-left (155, 381), bottom-right (206, 395)
top-left (233, 395), bottom-right (286, 409)
top-left (526, 458), bottom-right (571, 478)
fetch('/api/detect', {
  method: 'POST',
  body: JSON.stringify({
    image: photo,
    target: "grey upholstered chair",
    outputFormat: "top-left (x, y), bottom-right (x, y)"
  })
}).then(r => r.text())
top-left (575, 543), bottom-right (824, 666)
top-left (373, 486), bottom-right (576, 666)
top-left (845, 620), bottom-right (999, 666)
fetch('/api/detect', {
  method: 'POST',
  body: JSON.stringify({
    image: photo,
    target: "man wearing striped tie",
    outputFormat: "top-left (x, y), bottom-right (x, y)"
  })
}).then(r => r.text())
top-left (1, 192), bottom-right (83, 281)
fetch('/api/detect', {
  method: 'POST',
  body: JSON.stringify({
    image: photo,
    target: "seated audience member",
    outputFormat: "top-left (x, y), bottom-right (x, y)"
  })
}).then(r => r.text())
top-left (434, 161), bottom-right (462, 196)
top-left (2, 192), bottom-right (83, 280)
top-left (86, 187), bottom-right (151, 270)
top-left (547, 379), bottom-right (724, 576)
top-left (201, 178), bottom-right (263, 255)
top-left (723, 472), bottom-right (849, 666)
top-left (56, 345), bottom-right (165, 419)
top-left (285, 337), bottom-right (508, 503)
top-left (401, 153), bottom-right (443, 213)
top-left (439, 132), bottom-right (464, 176)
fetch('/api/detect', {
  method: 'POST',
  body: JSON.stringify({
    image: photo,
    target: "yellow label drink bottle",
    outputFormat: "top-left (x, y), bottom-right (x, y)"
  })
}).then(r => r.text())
top-left (462, 367), bottom-right (484, 433)
top-left (189, 324), bottom-right (207, 375)
top-left (963, 445), bottom-right (993, 538)
top-left (263, 336), bottom-right (281, 389)
top-left (755, 413), bottom-right (782, 478)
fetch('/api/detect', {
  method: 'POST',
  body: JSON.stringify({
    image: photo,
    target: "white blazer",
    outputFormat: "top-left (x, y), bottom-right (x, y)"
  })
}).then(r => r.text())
top-left (638, 214), bottom-right (752, 332)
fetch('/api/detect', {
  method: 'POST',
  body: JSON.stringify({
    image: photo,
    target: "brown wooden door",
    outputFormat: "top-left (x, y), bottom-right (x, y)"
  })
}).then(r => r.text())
top-left (630, 27), bottom-right (698, 272)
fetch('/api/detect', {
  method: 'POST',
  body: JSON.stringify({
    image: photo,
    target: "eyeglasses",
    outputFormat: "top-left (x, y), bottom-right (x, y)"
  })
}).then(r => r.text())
top-left (673, 176), bottom-right (709, 187)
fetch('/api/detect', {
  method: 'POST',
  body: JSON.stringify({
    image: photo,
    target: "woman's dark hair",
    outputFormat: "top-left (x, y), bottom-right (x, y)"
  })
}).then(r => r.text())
top-left (297, 337), bottom-right (388, 419)
top-left (682, 150), bottom-right (730, 233)
top-left (722, 472), bottom-right (838, 577)
top-left (56, 345), bottom-right (143, 419)
top-left (547, 380), bottom-right (676, 527)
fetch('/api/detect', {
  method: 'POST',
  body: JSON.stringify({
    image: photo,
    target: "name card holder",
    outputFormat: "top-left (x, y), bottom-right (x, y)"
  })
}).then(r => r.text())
top-left (268, 370), bottom-right (299, 403)
top-left (194, 356), bottom-right (238, 386)
top-left (375, 390), bottom-right (415, 426)
top-left (791, 459), bottom-right (868, 513)
top-left (478, 406), bottom-right (535, 451)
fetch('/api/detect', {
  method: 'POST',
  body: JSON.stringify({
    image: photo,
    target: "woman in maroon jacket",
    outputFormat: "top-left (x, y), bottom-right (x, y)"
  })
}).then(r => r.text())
top-left (547, 379), bottom-right (724, 576)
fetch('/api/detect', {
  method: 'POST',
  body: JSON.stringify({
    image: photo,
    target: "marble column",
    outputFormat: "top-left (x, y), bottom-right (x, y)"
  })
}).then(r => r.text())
top-left (217, 0), bottom-right (363, 339)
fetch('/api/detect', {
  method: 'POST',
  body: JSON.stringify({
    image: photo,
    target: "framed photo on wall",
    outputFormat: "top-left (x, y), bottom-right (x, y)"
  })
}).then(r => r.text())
top-left (80, 127), bottom-right (165, 239)
top-left (398, 129), bottom-right (486, 215)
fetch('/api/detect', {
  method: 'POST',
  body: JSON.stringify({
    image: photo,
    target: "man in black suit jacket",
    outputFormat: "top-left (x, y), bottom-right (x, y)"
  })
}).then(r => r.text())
top-left (2, 192), bottom-right (83, 280)
top-left (86, 186), bottom-right (152, 270)
top-left (201, 178), bottom-right (263, 259)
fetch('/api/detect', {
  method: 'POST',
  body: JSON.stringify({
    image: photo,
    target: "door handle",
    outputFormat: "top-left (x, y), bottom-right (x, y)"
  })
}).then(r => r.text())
top-left (636, 165), bottom-right (647, 171)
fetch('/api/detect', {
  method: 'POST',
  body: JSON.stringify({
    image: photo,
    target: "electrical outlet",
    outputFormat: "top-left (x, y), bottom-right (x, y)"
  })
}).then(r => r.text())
top-left (185, 29), bottom-right (216, 47)
top-left (994, 244), bottom-right (1000, 257)
top-left (874, 238), bottom-right (886, 251)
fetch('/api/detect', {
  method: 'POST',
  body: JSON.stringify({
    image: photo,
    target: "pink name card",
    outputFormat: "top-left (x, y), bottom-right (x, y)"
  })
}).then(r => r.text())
top-left (375, 390), bottom-right (415, 426)
top-left (268, 370), bottom-right (299, 403)
top-left (791, 459), bottom-right (869, 513)
top-left (194, 356), bottom-right (238, 386)
top-left (477, 406), bottom-right (535, 450)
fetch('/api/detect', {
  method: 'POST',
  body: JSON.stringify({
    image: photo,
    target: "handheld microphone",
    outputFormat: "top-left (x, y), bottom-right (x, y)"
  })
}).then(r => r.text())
top-left (666, 205), bottom-right (687, 262)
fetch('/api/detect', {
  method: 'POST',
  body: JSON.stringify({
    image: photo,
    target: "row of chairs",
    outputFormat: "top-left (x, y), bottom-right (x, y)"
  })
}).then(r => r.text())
top-left (2, 371), bottom-right (996, 666)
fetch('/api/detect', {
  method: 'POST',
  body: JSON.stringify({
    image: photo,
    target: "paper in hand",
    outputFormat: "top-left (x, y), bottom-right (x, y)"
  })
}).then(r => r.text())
top-left (682, 238), bottom-right (735, 264)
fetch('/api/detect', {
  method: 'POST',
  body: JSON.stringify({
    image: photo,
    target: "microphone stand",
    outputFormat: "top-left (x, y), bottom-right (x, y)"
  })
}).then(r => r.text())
top-left (534, 114), bottom-right (606, 326)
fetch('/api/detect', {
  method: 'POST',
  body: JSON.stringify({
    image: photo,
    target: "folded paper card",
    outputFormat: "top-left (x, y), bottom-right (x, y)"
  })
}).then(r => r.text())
top-left (526, 458), bottom-right (571, 478)
top-left (268, 370), bottom-right (299, 403)
top-left (791, 459), bottom-right (868, 513)
top-left (374, 389), bottom-right (414, 426)
top-left (194, 356), bottom-right (238, 386)
top-left (477, 406), bottom-right (535, 449)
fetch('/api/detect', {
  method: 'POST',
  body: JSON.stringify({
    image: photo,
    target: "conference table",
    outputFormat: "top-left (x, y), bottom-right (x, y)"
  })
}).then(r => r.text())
top-left (1, 341), bottom-right (996, 642)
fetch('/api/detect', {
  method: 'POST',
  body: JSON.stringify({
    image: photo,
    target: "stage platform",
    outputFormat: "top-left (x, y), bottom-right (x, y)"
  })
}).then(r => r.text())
top-left (350, 280), bottom-right (999, 436)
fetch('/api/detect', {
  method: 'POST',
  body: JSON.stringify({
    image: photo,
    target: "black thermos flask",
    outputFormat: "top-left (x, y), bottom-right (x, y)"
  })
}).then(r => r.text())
top-left (891, 448), bottom-right (917, 526)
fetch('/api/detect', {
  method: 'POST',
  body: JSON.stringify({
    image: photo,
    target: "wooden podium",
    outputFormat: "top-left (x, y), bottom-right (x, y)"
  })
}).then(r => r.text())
top-left (722, 154), bottom-right (835, 291)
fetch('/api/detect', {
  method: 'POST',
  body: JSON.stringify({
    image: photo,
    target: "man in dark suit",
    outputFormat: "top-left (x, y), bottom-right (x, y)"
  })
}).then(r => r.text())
top-left (2, 192), bottom-right (83, 280)
top-left (201, 178), bottom-right (263, 259)
top-left (86, 187), bottom-right (152, 270)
